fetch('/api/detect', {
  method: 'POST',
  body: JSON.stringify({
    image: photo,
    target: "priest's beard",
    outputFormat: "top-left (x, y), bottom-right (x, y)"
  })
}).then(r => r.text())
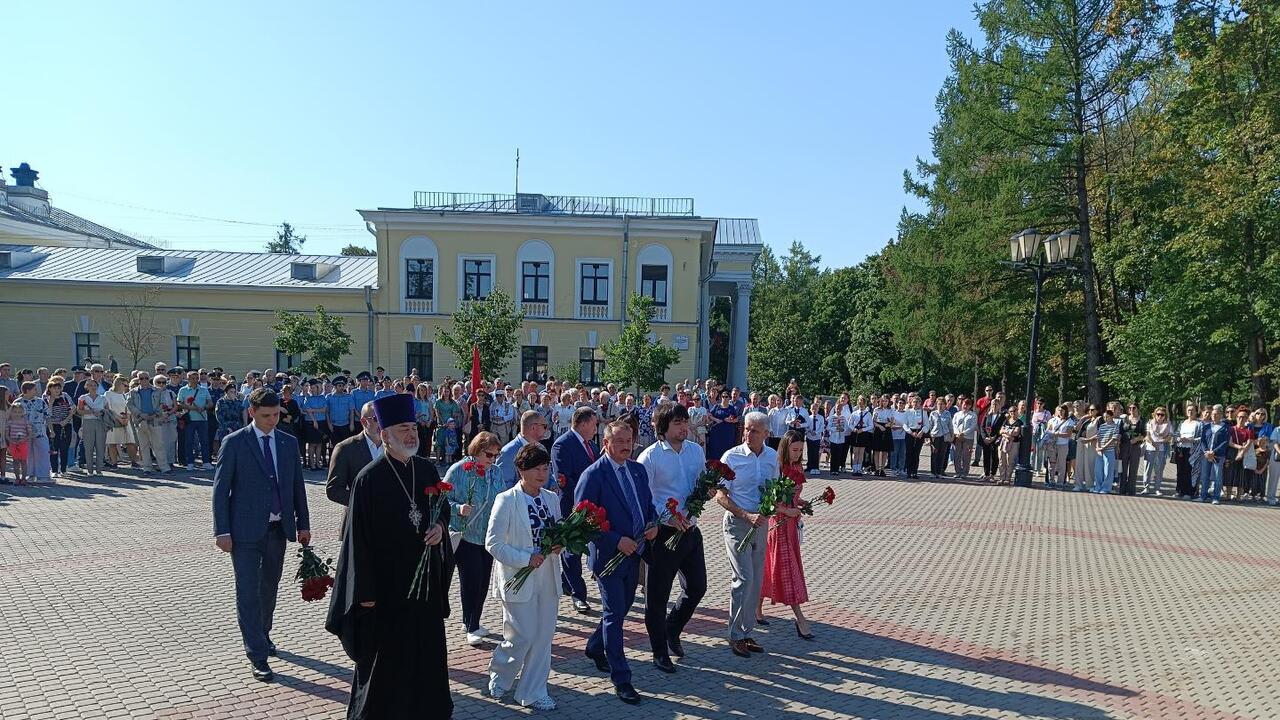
top-left (385, 435), bottom-right (420, 460)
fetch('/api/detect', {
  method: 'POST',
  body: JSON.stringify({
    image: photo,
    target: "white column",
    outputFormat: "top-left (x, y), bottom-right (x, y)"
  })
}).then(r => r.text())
top-left (729, 282), bottom-right (752, 388)
top-left (698, 283), bottom-right (712, 378)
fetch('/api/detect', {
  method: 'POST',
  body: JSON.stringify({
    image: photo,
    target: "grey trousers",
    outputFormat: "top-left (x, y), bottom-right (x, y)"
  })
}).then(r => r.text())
top-left (81, 418), bottom-right (107, 473)
top-left (722, 514), bottom-right (767, 641)
top-left (231, 523), bottom-right (287, 662)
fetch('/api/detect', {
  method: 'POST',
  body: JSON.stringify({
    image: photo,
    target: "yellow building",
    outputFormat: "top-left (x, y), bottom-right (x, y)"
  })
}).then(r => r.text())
top-left (0, 168), bottom-right (762, 386)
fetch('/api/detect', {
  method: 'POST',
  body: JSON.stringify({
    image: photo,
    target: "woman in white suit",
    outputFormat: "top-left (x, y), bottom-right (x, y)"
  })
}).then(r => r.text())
top-left (484, 442), bottom-right (562, 711)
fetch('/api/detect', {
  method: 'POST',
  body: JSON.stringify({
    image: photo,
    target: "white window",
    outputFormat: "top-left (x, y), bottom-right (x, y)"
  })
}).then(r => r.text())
top-left (399, 236), bottom-right (440, 313)
top-left (457, 254), bottom-right (497, 303)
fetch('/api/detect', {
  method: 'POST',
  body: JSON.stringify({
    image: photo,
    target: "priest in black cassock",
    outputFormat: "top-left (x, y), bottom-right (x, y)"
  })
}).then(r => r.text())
top-left (326, 393), bottom-right (457, 719)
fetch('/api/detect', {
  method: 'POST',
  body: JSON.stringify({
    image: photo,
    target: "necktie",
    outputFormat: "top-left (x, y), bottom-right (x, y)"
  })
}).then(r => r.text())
top-left (617, 465), bottom-right (643, 535)
top-left (262, 434), bottom-right (282, 516)
top-left (584, 438), bottom-right (596, 462)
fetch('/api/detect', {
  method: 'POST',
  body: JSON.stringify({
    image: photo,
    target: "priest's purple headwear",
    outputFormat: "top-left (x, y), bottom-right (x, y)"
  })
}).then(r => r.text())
top-left (372, 393), bottom-right (415, 428)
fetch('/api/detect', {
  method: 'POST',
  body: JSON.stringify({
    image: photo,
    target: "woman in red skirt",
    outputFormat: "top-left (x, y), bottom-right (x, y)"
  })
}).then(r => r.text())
top-left (757, 429), bottom-right (814, 639)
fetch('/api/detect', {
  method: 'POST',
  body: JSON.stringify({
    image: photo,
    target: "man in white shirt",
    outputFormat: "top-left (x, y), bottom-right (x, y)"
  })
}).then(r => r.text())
top-left (950, 397), bottom-right (977, 479)
top-left (490, 390), bottom-right (517, 445)
top-left (926, 394), bottom-right (955, 478)
top-left (715, 412), bottom-right (776, 658)
top-left (903, 394), bottom-right (927, 479)
top-left (765, 395), bottom-right (787, 450)
top-left (637, 403), bottom-right (707, 672)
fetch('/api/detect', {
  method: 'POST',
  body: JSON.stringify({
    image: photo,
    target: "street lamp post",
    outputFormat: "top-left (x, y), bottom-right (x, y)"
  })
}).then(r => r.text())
top-left (1005, 228), bottom-right (1079, 487)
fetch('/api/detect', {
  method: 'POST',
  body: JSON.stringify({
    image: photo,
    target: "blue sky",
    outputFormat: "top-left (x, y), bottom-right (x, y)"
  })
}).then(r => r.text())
top-left (7, 1), bottom-right (979, 266)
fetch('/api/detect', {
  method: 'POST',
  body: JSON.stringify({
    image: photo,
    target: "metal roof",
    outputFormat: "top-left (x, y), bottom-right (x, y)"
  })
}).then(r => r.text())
top-left (713, 218), bottom-right (762, 246)
top-left (0, 243), bottom-right (378, 290)
top-left (0, 203), bottom-right (156, 249)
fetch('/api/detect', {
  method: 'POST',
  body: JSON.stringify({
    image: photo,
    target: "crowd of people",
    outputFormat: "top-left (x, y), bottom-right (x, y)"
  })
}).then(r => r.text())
top-left (6, 356), bottom-right (1280, 717)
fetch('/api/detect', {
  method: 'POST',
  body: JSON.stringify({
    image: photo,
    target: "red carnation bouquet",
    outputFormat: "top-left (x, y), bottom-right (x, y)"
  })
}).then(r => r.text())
top-left (296, 544), bottom-right (335, 602)
top-left (736, 474), bottom-right (795, 552)
top-left (407, 479), bottom-right (454, 601)
top-left (505, 499), bottom-right (608, 594)
top-left (775, 485), bottom-right (836, 530)
top-left (601, 499), bottom-right (682, 577)
top-left (458, 461), bottom-right (481, 531)
top-left (666, 459), bottom-right (733, 550)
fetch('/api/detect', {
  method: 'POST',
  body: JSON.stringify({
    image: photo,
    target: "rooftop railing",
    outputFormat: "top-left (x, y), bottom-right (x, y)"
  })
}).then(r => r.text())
top-left (413, 192), bottom-right (695, 217)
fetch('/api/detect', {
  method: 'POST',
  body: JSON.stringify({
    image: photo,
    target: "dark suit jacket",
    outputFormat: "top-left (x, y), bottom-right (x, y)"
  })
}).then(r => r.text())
top-left (468, 402), bottom-right (492, 444)
top-left (212, 424), bottom-right (309, 543)
top-left (573, 455), bottom-right (655, 574)
top-left (326, 432), bottom-right (376, 538)
top-left (551, 429), bottom-right (597, 516)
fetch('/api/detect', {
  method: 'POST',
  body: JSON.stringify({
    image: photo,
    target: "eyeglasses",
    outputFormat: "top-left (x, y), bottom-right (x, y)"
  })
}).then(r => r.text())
top-left (482, 451), bottom-right (499, 459)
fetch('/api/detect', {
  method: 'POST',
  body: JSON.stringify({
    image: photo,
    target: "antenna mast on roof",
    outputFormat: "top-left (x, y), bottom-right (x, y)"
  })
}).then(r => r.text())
top-left (515, 148), bottom-right (520, 196)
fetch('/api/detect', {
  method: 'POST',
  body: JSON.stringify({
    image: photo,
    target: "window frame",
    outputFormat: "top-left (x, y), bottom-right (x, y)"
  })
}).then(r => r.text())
top-left (405, 258), bottom-right (434, 300)
top-left (579, 262), bottom-right (610, 306)
top-left (521, 261), bottom-right (550, 303)
top-left (521, 345), bottom-right (549, 382)
top-left (640, 264), bottom-right (669, 306)
top-left (74, 332), bottom-right (100, 366)
top-left (460, 256), bottom-right (494, 301)
top-left (579, 346), bottom-right (605, 385)
top-left (175, 335), bottom-right (201, 369)
top-left (406, 342), bottom-right (433, 381)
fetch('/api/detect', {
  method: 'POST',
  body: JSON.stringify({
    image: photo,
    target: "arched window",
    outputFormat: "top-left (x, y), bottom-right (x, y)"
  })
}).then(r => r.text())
top-left (516, 239), bottom-right (555, 317)
top-left (399, 235), bottom-right (439, 313)
top-left (634, 243), bottom-right (674, 320)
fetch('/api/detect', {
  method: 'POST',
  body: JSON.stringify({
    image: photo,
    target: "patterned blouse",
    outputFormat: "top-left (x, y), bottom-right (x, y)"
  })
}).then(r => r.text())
top-left (525, 491), bottom-right (552, 547)
top-left (20, 397), bottom-right (51, 438)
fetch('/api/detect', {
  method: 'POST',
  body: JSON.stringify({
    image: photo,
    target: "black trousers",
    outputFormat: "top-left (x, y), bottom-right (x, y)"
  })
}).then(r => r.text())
top-left (645, 526), bottom-right (707, 658)
top-left (905, 434), bottom-right (924, 476)
top-left (981, 438), bottom-right (999, 476)
top-left (805, 439), bottom-right (821, 472)
top-left (454, 539), bottom-right (493, 633)
top-left (50, 424), bottom-right (73, 473)
top-left (1173, 447), bottom-right (1196, 496)
top-left (930, 437), bottom-right (951, 476)
top-left (830, 441), bottom-right (848, 472)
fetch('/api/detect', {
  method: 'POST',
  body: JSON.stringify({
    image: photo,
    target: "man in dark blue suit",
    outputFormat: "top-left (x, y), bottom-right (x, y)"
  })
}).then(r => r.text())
top-left (550, 406), bottom-right (600, 614)
top-left (574, 420), bottom-right (658, 705)
top-left (212, 388), bottom-right (311, 683)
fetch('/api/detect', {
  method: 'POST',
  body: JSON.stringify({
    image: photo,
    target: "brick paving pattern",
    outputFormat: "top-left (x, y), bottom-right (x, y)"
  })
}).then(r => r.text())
top-left (2, 452), bottom-right (1278, 719)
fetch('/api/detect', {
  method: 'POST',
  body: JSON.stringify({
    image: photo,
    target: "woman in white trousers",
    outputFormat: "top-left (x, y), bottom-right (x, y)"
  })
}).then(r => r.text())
top-left (484, 442), bottom-right (562, 711)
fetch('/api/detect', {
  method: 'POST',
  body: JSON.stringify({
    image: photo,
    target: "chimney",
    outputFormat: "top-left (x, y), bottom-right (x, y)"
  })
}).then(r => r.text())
top-left (8, 163), bottom-right (51, 216)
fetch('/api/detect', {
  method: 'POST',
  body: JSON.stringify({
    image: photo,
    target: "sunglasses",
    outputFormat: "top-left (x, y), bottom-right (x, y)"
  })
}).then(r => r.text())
top-left (482, 451), bottom-right (499, 459)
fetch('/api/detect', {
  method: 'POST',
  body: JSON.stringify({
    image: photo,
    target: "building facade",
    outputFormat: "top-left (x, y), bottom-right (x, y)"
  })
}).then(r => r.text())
top-left (0, 174), bottom-right (763, 387)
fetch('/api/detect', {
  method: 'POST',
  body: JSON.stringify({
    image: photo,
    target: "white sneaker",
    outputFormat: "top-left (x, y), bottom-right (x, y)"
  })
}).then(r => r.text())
top-left (473, 625), bottom-right (491, 638)
top-left (807, 469), bottom-right (819, 476)
top-left (1211, 500), bottom-right (1220, 505)
top-left (487, 676), bottom-right (508, 699)
top-left (466, 632), bottom-right (487, 646)
top-left (526, 696), bottom-right (556, 711)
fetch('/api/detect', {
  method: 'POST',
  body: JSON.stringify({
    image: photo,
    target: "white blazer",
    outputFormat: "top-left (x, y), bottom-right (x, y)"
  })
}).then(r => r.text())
top-left (485, 485), bottom-right (563, 604)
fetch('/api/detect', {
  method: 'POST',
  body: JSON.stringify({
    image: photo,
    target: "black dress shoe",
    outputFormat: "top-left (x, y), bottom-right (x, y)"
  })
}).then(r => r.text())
top-left (615, 682), bottom-right (642, 704)
top-left (586, 650), bottom-right (611, 674)
top-left (652, 655), bottom-right (677, 673)
top-left (755, 617), bottom-right (770, 626)
top-left (729, 639), bottom-right (751, 657)
top-left (572, 598), bottom-right (591, 614)
top-left (795, 621), bottom-right (815, 641)
top-left (251, 659), bottom-right (274, 682)
top-left (743, 637), bottom-right (764, 653)
top-left (667, 635), bottom-right (685, 658)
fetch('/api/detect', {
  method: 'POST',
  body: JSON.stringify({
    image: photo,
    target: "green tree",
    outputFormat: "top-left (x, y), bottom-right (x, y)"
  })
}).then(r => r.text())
top-left (267, 222), bottom-right (307, 254)
top-left (271, 305), bottom-right (353, 375)
top-left (340, 244), bottom-right (376, 256)
top-left (435, 286), bottom-right (525, 380)
top-left (601, 294), bottom-right (682, 392)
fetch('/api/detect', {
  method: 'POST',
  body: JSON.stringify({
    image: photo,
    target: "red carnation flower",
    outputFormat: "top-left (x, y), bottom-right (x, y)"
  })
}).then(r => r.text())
top-left (665, 497), bottom-right (679, 509)
top-left (423, 486), bottom-right (439, 497)
top-left (462, 461), bottom-right (477, 472)
top-left (600, 519), bottom-right (611, 532)
top-left (575, 499), bottom-right (591, 512)
top-left (437, 481), bottom-right (453, 493)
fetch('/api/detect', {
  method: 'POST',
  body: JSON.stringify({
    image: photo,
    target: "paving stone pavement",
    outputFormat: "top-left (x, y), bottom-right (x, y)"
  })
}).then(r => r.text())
top-left (2, 454), bottom-right (1278, 720)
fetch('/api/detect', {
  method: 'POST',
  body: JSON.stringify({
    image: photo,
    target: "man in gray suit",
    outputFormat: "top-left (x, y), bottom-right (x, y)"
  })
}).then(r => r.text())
top-left (325, 401), bottom-right (381, 539)
top-left (212, 388), bottom-right (311, 683)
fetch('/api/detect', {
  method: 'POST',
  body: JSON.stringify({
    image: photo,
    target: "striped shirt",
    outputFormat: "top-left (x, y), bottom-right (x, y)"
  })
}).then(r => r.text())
top-left (1096, 419), bottom-right (1119, 449)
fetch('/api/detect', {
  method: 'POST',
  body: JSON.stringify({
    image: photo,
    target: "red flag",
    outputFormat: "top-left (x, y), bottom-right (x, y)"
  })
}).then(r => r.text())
top-left (470, 345), bottom-right (481, 408)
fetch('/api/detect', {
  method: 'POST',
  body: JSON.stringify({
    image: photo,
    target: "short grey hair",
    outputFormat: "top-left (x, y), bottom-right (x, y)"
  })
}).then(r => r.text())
top-left (744, 411), bottom-right (770, 431)
top-left (520, 409), bottom-right (545, 431)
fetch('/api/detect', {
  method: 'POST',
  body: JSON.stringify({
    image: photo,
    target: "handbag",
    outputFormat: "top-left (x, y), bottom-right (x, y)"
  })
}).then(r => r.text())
top-left (1241, 440), bottom-right (1257, 470)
